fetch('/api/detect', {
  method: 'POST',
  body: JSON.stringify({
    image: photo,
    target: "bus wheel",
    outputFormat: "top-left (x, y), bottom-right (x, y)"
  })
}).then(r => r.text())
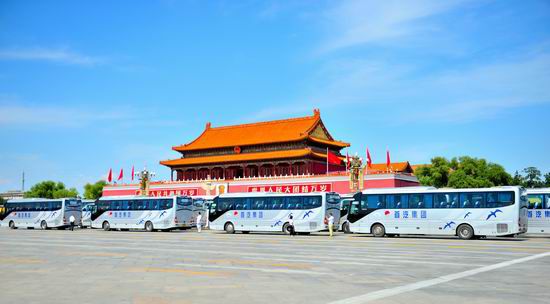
top-left (102, 221), bottom-right (110, 231)
top-left (342, 222), bottom-right (351, 234)
top-left (457, 224), bottom-right (474, 240)
top-left (371, 224), bottom-right (385, 237)
top-left (145, 221), bottom-right (154, 232)
top-left (40, 220), bottom-right (48, 230)
top-left (224, 222), bottom-right (235, 234)
top-left (9, 221), bottom-right (16, 229)
top-left (282, 223), bottom-right (291, 235)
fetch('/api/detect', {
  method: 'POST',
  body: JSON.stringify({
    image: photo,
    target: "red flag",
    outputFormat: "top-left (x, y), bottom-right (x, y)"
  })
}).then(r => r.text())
top-left (346, 151), bottom-right (350, 170)
top-left (107, 168), bottom-right (112, 183)
top-left (386, 149), bottom-right (391, 170)
top-left (131, 166), bottom-right (135, 181)
top-left (327, 150), bottom-right (341, 165)
top-left (366, 148), bottom-right (372, 168)
top-left (118, 168), bottom-right (124, 181)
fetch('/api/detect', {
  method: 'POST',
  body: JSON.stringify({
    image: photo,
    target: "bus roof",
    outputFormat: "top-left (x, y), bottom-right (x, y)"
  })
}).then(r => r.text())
top-left (526, 188), bottom-right (550, 194)
top-left (359, 186), bottom-right (521, 195)
top-left (7, 198), bottom-right (77, 203)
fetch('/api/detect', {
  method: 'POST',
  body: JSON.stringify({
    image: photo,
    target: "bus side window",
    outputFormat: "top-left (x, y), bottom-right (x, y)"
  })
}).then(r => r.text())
top-left (398, 195), bottom-right (408, 209)
top-left (546, 195), bottom-right (550, 209)
top-left (487, 193), bottom-right (498, 208)
top-left (367, 195), bottom-right (385, 209)
top-left (409, 194), bottom-right (422, 208)
top-left (251, 198), bottom-right (263, 210)
top-left (435, 194), bottom-right (451, 208)
top-left (497, 192), bottom-right (514, 207)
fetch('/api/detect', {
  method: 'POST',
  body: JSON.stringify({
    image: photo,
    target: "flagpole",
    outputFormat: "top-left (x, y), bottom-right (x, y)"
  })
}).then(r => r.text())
top-left (326, 147), bottom-right (329, 175)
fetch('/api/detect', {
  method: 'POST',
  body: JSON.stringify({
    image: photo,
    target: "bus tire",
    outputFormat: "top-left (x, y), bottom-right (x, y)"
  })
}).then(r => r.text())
top-left (9, 221), bottom-right (16, 229)
top-left (224, 222), bottom-right (235, 234)
top-left (102, 221), bottom-right (110, 231)
top-left (282, 223), bottom-right (291, 235)
top-left (371, 223), bottom-right (385, 237)
top-left (342, 222), bottom-right (351, 234)
top-left (145, 221), bottom-right (154, 232)
top-left (40, 220), bottom-right (48, 230)
top-left (457, 224), bottom-right (474, 240)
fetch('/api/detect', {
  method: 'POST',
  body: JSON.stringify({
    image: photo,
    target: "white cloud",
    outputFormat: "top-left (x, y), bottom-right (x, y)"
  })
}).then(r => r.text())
top-left (0, 47), bottom-right (104, 66)
top-left (0, 104), bottom-right (126, 127)
top-left (320, 0), bottom-right (465, 52)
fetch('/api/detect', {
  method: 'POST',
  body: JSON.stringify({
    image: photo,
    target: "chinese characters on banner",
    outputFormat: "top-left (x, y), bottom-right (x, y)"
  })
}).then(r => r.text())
top-left (247, 183), bottom-right (332, 194)
top-left (135, 188), bottom-right (200, 197)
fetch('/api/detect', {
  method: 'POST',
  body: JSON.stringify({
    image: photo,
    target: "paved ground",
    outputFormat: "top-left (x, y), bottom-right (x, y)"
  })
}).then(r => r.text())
top-left (0, 228), bottom-right (549, 304)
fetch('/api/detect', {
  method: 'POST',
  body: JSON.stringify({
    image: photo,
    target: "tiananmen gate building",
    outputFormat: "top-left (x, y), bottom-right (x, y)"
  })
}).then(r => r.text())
top-left (102, 109), bottom-right (419, 197)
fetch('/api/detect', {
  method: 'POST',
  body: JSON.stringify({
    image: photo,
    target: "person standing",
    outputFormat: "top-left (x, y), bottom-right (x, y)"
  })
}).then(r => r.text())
top-left (328, 213), bottom-right (334, 237)
top-left (69, 215), bottom-right (76, 231)
top-left (196, 212), bottom-right (202, 233)
top-left (288, 214), bottom-right (296, 236)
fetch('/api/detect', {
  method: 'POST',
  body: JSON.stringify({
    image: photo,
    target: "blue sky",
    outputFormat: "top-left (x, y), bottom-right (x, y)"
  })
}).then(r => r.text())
top-left (1, 0), bottom-right (549, 193)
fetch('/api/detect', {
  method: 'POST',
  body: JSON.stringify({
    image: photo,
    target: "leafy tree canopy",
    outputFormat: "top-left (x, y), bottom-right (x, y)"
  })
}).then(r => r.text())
top-left (83, 180), bottom-right (107, 200)
top-left (416, 156), bottom-right (512, 188)
top-left (24, 181), bottom-right (79, 199)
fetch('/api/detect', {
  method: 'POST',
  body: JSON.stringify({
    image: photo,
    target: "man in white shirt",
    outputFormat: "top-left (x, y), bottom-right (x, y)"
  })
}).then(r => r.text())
top-left (196, 212), bottom-right (202, 233)
top-left (288, 214), bottom-right (296, 236)
top-left (69, 215), bottom-right (76, 231)
top-left (328, 213), bottom-right (334, 237)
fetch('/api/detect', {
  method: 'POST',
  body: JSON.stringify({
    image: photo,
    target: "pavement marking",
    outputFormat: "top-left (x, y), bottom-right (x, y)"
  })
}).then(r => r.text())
top-left (207, 259), bottom-right (314, 270)
top-left (63, 251), bottom-right (128, 258)
top-left (328, 251), bottom-right (550, 304)
top-left (175, 262), bottom-right (331, 276)
top-left (127, 267), bottom-right (227, 277)
top-left (0, 257), bottom-right (45, 264)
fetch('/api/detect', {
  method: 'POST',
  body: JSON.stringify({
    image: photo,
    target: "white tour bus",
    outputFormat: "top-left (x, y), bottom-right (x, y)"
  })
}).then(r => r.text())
top-left (348, 186), bottom-right (528, 240)
top-left (526, 188), bottom-right (550, 234)
top-left (81, 199), bottom-right (96, 228)
top-left (208, 192), bottom-right (341, 234)
top-left (91, 195), bottom-right (194, 231)
top-left (339, 187), bottom-right (437, 233)
top-left (0, 198), bottom-right (82, 230)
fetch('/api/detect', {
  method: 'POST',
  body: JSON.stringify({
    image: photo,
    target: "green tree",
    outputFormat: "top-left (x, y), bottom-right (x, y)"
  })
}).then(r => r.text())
top-left (522, 167), bottom-right (543, 188)
top-left (83, 180), bottom-right (107, 200)
top-left (417, 156), bottom-right (512, 188)
top-left (24, 181), bottom-right (79, 199)
top-left (415, 156), bottom-right (451, 188)
top-left (544, 172), bottom-right (550, 187)
top-left (511, 170), bottom-right (524, 186)
top-left (0, 196), bottom-right (5, 206)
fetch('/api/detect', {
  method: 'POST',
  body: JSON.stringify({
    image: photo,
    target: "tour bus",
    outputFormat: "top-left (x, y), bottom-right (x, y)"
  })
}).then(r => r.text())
top-left (81, 199), bottom-right (96, 228)
top-left (526, 188), bottom-right (550, 234)
top-left (91, 195), bottom-right (194, 231)
top-left (339, 187), bottom-right (437, 233)
top-left (208, 192), bottom-right (341, 234)
top-left (0, 198), bottom-right (82, 229)
top-left (348, 186), bottom-right (528, 240)
top-left (338, 194), bottom-right (354, 233)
